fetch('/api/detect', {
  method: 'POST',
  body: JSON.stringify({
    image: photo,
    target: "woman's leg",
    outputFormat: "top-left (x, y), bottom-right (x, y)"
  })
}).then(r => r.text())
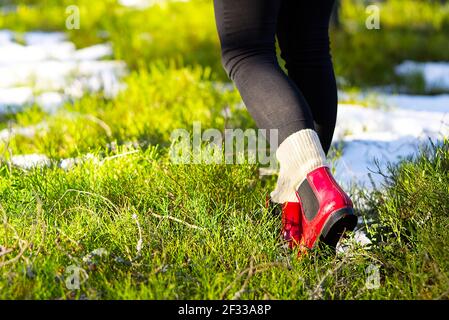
top-left (213, 0), bottom-right (315, 144)
top-left (213, 0), bottom-right (356, 250)
top-left (274, 1), bottom-right (356, 251)
top-left (276, 0), bottom-right (338, 154)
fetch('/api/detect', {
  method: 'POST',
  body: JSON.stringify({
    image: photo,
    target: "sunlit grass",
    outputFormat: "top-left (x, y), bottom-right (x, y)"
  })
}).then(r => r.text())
top-left (1, 137), bottom-right (449, 299)
top-left (1, 0), bottom-right (449, 300)
top-left (0, 63), bottom-right (243, 159)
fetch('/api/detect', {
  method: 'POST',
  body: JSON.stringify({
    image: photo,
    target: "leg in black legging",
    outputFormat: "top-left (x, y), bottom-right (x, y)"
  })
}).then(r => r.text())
top-left (213, 0), bottom-right (315, 144)
top-left (276, 0), bottom-right (337, 154)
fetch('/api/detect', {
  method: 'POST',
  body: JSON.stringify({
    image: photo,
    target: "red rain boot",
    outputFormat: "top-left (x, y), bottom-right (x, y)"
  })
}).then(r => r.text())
top-left (265, 195), bottom-right (302, 249)
top-left (297, 166), bottom-right (357, 250)
top-left (281, 202), bottom-right (302, 249)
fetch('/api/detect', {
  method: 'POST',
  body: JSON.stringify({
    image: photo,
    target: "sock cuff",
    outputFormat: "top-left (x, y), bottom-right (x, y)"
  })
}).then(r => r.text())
top-left (276, 129), bottom-right (327, 178)
top-left (285, 192), bottom-right (299, 203)
top-left (271, 129), bottom-right (328, 203)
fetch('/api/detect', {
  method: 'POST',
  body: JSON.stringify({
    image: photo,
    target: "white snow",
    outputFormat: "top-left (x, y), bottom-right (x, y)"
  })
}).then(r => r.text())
top-left (333, 95), bottom-right (449, 188)
top-left (35, 92), bottom-right (66, 113)
top-left (0, 87), bottom-right (34, 110)
top-left (0, 126), bottom-right (37, 141)
top-left (119, 0), bottom-right (153, 9)
top-left (10, 154), bottom-right (51, 169)
top-left (0, 30), bottom-right (13, 44)
top-left (0, 30), bottom-right (126, 114)
top-left (59, 153), bottom-right (98, 171)
top-left (119, 0), bottom-right (188, 9)
top-left (23, 31), bottom-right (66, 45)
top-left (383, 94), bottom-right (449, 113)
top-left (336, 229), bottom-right (372, 254)
top-left (72, 44), bottom-right (113, 61)
top-left (396, 61), bottom-right (449, 92)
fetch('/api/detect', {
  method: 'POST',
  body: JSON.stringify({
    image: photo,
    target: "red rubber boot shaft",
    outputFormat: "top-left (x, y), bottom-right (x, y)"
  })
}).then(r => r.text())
top-left (281, 202), bottom-right (302, 249)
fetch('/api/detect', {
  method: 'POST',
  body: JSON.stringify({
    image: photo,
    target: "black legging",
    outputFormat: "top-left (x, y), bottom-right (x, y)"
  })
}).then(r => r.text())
top-left (213, 0), bottom-right (337, 154)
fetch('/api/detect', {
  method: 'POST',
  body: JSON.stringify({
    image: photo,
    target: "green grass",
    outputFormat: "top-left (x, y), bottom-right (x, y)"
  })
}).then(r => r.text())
top-left (2, 137), bottom-right (449, 299)
top-left (1, 63), bottom-right (241, 159)
top-left (333, 0), bottom-right (449, 89)
top-left (1, 0), bottom-right (449, 299)
top-left (0, 61), bottom-right (448, 298)
top-left (361, 141), bottom-right (449, 299)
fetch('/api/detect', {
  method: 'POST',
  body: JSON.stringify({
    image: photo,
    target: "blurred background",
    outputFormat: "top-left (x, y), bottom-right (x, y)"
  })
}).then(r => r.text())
top-left (1, 0), bottom-right (449, 186)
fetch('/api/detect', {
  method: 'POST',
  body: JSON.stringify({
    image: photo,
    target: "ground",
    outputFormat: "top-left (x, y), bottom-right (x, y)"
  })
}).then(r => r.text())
top-left (0, 0), bottom-right (449, 299)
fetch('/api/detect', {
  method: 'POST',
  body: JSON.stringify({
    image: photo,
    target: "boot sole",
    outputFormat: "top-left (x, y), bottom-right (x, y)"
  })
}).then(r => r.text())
top-left (320, 207), bottom-right (358, 248)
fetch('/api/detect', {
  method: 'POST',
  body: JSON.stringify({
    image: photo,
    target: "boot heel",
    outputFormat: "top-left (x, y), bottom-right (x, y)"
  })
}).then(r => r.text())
top-left (320, 208), bottom-right (357, 248)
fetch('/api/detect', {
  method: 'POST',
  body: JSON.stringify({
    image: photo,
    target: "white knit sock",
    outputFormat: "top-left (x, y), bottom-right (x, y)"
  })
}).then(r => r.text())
top-left (270, 129), bottom-right (328, 204)
top-left (285, 192), bottom-right (299, 203)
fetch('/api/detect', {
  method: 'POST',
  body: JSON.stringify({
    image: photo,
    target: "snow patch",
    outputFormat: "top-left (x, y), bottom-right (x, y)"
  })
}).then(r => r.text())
top-left (383, 94), bottom-right (449, 113)
top-left (35, 92), bottom-right (66, 113)
top-left (0, 30), bottom-right (126, 114)
top-left (0, 87), bottom-right (34, 111)
top-left (0, 126), bottom-right (37, 141)
top-left (333, 97), bottom-right (449, 188)
top-left (10, 154), bottom-right (51, 169)
top-left (336, 229), bottom-right (372, 254)
top-left (119, 0), bottom-right (188, 9)
top-left (72, 44), bottom-right (113, 61)
top-left (0, 30), bottom-right (13, 44)
top-left (396, 61), bottom-right (449, 92)
top-left (23, 31), bottom-right (66, 45)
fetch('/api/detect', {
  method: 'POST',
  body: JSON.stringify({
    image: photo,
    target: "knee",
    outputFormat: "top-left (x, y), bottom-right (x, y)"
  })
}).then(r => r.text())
top-left (281, 35), bottom-right (332, 68)
top-left (220, 43), bottom-right (277, 81)
top-left (219, 49), bottom-right (234, 80)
